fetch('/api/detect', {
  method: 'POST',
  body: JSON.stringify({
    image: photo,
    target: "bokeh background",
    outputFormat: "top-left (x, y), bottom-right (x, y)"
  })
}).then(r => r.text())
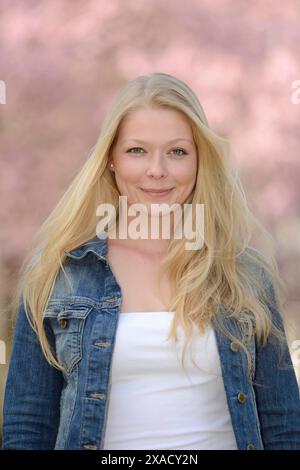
top-left (1, 0), bottom-right (300, 445)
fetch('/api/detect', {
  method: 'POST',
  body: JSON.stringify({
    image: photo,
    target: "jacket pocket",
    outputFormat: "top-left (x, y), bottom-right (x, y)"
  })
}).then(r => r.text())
top-left (43, 304), bottom-right (93, 375)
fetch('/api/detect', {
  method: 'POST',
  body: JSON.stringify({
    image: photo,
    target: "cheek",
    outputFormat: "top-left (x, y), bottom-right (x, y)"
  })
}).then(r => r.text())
top-left (175, 164), bottom-right (197, 187)
top-left (115, 160), bottom-right (141, 182)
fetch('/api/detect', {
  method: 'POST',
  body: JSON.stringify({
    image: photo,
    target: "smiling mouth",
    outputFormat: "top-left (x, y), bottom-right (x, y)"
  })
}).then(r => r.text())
top-left (140, 188), bottom-right (174, 196)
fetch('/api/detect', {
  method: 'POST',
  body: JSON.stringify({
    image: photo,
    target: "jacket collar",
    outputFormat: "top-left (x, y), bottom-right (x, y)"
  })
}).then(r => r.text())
top-left (64, 233), bottom-right (249, 325)
top-left (64, 232), bottom-right (108, 262)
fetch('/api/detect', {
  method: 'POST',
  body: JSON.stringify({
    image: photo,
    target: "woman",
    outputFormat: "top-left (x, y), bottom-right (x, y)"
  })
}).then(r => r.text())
top-left (2, 72), bottom-right (300, 450)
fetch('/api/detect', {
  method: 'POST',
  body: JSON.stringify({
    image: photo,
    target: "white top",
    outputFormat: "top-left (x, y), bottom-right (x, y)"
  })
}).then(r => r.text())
top-left (102, 311), bottom-right (238, 450)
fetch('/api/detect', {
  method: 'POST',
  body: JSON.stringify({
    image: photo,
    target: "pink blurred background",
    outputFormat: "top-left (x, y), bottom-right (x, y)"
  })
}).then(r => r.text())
top-left (1, 0), bottom-right (300, 441)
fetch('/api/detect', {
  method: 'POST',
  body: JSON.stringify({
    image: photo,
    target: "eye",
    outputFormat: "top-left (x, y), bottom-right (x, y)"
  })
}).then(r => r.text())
top-left (170, 148), bottom-right (187, 156)
top-left (126, 147), bottom-right (145, 153)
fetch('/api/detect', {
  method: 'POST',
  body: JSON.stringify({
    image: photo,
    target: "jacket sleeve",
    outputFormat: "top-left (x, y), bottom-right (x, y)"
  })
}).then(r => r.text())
top-left (253, 269), bottom-right (300, 449)
top-left (1, 296), bottom-right (64, 450)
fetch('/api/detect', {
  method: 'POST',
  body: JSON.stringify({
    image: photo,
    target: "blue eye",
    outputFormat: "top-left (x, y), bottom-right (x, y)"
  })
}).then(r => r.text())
top-left (171, 148), bottom-right (187, 156)
top-left (126, 147), bottom-right (144, 153)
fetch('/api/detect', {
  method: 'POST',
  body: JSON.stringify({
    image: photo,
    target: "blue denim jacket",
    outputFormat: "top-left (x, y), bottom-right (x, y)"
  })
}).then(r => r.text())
top-left (2, 234), bottom-right (300, 450)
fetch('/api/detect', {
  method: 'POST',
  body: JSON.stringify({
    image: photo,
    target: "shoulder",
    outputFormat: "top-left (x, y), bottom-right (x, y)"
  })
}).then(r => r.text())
top-left (236, 247), bottom-right (286, 336)
top-left (236, 247), bottom-right (278, 298)
top-left (235, 246), bottom-right (286, 336)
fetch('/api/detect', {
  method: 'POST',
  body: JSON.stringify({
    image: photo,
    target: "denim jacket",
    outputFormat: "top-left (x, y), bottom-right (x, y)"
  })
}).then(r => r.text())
top-left (2, 234), bottom-right (300, 450)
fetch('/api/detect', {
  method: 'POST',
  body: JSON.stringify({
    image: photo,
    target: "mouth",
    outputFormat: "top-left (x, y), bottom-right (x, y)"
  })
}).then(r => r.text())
top-left (140, 188), bottom-right (174, 197)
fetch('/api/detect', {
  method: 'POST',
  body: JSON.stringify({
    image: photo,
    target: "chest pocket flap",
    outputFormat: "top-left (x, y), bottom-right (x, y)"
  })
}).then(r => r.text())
top-left (43, 304), bottom-right (92, 375)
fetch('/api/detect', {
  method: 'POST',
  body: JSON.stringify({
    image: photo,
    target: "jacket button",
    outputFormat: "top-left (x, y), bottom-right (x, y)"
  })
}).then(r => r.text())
top-left (59, 319), bottom-right (68, 329)
top-left (230, 341), bottom-right (239, 352)
top-left (237, 392), bottom-right (247, 404)
top-left (247, 443), bottom-right (256, 450)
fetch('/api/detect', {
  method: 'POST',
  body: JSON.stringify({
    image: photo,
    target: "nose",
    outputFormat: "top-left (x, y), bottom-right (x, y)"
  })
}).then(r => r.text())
top-left (146, 153), bottom-right (168, 178)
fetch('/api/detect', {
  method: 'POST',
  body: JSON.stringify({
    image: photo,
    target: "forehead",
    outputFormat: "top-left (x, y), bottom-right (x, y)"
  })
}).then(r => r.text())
top-left (117, 107), bottom-right (194, 141)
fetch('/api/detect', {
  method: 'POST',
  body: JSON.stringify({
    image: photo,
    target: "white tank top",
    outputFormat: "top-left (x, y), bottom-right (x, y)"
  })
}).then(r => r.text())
top-left (102, 311), bottom-right (238, 450)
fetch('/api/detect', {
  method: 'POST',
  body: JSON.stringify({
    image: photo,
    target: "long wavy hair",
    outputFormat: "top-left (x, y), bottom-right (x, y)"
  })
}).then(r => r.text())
top-left (11, 72), bottom-right (290, 384)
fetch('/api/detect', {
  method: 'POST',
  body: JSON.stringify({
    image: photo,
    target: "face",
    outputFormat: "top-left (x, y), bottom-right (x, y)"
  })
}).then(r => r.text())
top-left (108, 106), bottom-right (198, 217)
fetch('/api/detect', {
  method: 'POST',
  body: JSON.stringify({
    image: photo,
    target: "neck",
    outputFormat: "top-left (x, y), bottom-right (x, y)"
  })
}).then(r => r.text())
top-left (107, 212), bottom-right (174, 255)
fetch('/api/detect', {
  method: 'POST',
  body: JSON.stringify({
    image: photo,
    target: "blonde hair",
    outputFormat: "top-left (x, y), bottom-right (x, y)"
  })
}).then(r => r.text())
top-left (11, 72), bottom-right (290, 384)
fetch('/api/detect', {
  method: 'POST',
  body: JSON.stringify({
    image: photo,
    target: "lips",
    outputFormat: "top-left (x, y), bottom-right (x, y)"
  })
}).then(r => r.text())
top-left (140, 188), bottom-right (173, 196)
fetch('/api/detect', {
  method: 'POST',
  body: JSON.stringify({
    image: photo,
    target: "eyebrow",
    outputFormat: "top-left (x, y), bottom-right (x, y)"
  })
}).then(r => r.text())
top-left (122, 138), bottom-right (194, 145)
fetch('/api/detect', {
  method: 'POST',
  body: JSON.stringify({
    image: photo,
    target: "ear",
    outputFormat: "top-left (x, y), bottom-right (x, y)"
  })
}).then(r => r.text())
top-left (108, 160), bottom-right (115, 171)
